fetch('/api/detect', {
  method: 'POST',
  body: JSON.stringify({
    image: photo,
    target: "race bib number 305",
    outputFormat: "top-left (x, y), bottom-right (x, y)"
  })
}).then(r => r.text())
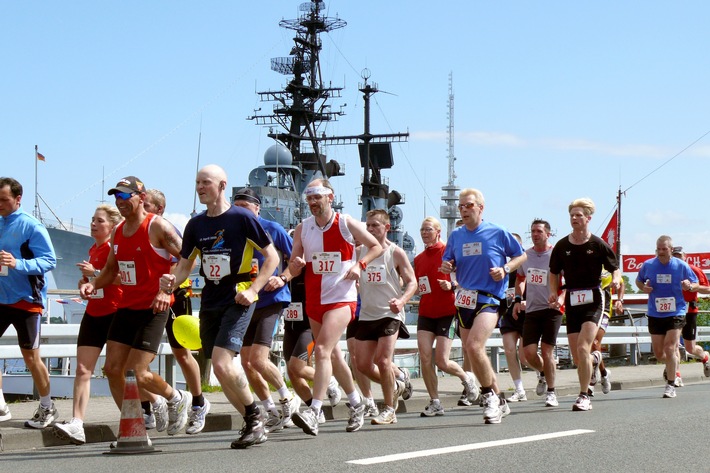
top-left (455, 289), bottom-right (478, 309)
top-left (526, 268), bottom-right (547, 286)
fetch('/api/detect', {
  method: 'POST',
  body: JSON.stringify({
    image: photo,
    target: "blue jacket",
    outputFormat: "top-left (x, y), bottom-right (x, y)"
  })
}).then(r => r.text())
top-left (0, 207), bottom-right (56, 307)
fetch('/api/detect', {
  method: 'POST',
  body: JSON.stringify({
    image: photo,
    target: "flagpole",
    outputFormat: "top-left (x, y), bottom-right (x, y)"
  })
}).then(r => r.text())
top-left (34, 144), bottom-right (39, 219)
top-left (616, 186), bottom-right (622, 263)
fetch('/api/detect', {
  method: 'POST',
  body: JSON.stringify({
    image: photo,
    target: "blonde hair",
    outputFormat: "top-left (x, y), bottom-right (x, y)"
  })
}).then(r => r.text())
top-left (459, 188), bottom-right (485, 206)
top-left (146, 189), bottom-right (166, 210)
top-left (568, 197), bottom-right (595, 216)
top-left (421, 216), bottom-right (441, 232)
top-left (366, 209), bottom-right (389, 224)
top-left (95, 204), bottom-right (122, 227)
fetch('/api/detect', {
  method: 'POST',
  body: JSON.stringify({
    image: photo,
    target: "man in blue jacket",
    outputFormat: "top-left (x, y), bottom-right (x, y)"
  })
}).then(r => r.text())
top-left (0, 177), bottom-right (58, 428)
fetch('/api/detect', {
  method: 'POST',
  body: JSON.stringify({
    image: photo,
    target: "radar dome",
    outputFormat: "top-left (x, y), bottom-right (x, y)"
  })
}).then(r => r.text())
top-left (264, 144), bottom-right (293, 166)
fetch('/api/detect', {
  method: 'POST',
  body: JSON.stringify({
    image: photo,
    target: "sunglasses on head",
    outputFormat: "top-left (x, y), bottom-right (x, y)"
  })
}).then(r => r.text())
top-left (114, 191), bottom-right (136, 200)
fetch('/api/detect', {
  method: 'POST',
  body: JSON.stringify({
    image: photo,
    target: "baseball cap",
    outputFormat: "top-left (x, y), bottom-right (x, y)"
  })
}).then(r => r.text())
top-left (233, 187), bottom-right (262, 205)
top-left (671, 246), bottom-right (683, 255)
top-left (108, 176), bottom-right (146, 195)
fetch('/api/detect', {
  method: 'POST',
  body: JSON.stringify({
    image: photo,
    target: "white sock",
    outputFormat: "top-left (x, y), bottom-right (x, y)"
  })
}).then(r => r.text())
top-left (346, 391), bottom-right (362, 407)
top-left (311, 399), bottom-right (323, 413)
top-left (513, 379), bottom-right (524, 392)
top-left (71, 417), bottom-right (84, 427)
top-left (261, 398), bottom-right (277, 414)
top-left (40, 394), bottom-right (52, 409)
top-left (395, 368), bottom-right (405, 381)
top-left (169, 391), bottom-right (181, 404)
top-left (0, 388), bottom-right (6, 408)
top-left (431, 398), bottom-right (440, 404)
top-left (365, 397), bottom-right (375, 407)
top-left (277, 386), bottom-right (290, 400)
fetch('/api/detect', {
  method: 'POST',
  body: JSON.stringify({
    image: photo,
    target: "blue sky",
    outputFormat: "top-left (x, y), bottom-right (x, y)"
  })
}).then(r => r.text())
top-left (3, 1), bottom-right (709, 263)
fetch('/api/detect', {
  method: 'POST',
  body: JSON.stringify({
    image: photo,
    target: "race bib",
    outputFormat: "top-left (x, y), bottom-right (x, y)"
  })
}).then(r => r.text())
top-left (527, 268), bottom-right (547, 286)
top-left (569, 289), bottom-right (593, 306)
top-left (0, 265), bottom-right (7, 276)
top-left (364, 265), bottom-right (386, 285)
top-left (656, 274), bottom-right (672, 284)
top-left (118, 261), bottom-right (137, 286)
top-left (455, 288), bottom-right (478, 309)
top-left (462, 242), bottom-right (482, 257)
top-left (90, 288), bottom-right (104, 299)
top-left (418, 276), bottom-right (432, 295)
top-left (203, 254), bottom-right (231, 281)
top-left (312, 252), bottom-right (341, 274)
top-left (283, 302), bottom-right (304, 321)
top-left (655, 297), bottom-right (676, 313)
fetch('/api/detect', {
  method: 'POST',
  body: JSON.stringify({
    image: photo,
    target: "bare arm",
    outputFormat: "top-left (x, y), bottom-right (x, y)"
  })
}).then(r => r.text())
top-left (390, 247), bottom-right (417, 314)
top-left (235, 243), bottom-right (280, 306)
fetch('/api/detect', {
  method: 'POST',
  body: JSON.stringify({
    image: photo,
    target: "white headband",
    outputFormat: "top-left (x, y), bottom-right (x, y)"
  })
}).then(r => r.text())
top-left (304, 185), bottom-right (333, 196)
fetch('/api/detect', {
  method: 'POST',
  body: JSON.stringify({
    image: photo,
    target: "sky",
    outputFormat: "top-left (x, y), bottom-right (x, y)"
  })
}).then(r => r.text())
top-left (3, 1), bottom-right (710, 269)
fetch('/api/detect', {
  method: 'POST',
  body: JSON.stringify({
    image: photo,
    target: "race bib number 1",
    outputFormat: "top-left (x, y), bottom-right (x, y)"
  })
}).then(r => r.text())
top-left (569, 289), bottom-right (593, 306)
top-left (455, 288), bottom-right (478, 309)
top-left (118, 261), bottom-right (137, 286)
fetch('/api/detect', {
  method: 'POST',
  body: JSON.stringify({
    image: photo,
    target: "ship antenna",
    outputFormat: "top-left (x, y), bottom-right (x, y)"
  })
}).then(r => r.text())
top-left (440, 71), bottom-right (460, 238)
top-left (192, 117), bottom-right (203, 217)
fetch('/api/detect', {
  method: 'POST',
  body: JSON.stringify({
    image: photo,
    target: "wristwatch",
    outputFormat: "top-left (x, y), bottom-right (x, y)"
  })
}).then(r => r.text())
top-left (279, 274), bottom-right (288, 284)
top-left (94, 269), bottom-right (100, 277)
top-left (503, 265), bottom-right (511, 274)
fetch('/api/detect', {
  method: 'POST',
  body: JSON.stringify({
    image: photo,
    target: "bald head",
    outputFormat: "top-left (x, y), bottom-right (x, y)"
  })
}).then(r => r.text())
top-left (200, 164), bottom-right (227, 184)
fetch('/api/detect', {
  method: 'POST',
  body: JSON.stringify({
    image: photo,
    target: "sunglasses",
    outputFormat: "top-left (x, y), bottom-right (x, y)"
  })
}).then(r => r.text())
top-left (114, 192), bottom-right (136, 200)
top-left (458, 202), bottom-right (479, 210)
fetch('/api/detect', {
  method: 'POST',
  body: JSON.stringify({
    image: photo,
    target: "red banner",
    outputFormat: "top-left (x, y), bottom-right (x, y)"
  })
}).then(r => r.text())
top-left (600, 208), bottom-right (618, 253)
top-left (623, 253), bottom-right (710, 272)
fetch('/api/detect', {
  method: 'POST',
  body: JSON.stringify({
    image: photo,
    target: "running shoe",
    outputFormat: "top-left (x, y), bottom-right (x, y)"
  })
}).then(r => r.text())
top-left (462, 372), bottom-right (480, 404)
top-left (482, 392), bottom-right (508, 424)
top-left (536, 374), bottom-right (547, 397)
top-left (544, 391), bottom-right (558, 407)
top-left (167, 390), bottom-right (192, 435)
top-left (317, 409), bottom-right (326, 424)
top-left (675, 375), bottom-right (684, 388)
top-left (346, 402), bottom-right (366, 432)
top-left (601, 369), bottom-right (612, 394)
top-left (371, 406), bottom-right (397, 425)
top-left (508, 390), bottom-right (527, 402)
top-left (53, 419), bottom-right (86, 445)
top-left (364, 400), bottom-right (380, 418)
top-left (265, 410), bottom-right (284, 433)
top-left (590, 351), bottom-right (601, 386)
top-left (144, 412), bottom-right (156, 430)
top-left (393, 380), bottom-right (405, 411)
top-left (0, 404), bottom-right (11, 422)
top-left (587, 386), bottom-right (595, 398)
top-left (186, 399), bottom-right (211, 435)
top-left (153, 397), bottom-right (168, 432)
top-left (291, 406), bottom-right (319, 436)
top-left (400, 367), bottom-right (413, 400)
top-left (704, 352), bottom-right (710, 378)
top-left (281, 394), bottom-right (301, 425)
top-left (25, 402), bottom-right (58, 429)
top-left (421, 400), bottom-right (445, 417)
top-left (457, 389), bottom-right (473, 407)
top-left (572, 394), bottom-right (592, 411)
top-left (231, 410), bottom-right (267, 448)
top-left (326, 377), bottom-right (342, 407)
top-left (663, 384), bottom-right (676, 398)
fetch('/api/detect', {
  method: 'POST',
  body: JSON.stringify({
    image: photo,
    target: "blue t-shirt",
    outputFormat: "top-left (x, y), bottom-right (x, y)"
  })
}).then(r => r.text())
top-left (442, 221), bottom-right (524, 304)
top-left (255, 216), bottom-right (292, 309)
top-left (181, 205), bottom-right (272, 309)
top-left (636, 257), bottom-right (697, 317)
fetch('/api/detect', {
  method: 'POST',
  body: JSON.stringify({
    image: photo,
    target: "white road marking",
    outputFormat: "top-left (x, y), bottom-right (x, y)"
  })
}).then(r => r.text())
top-left (347, 429), bottom-right (595, 465)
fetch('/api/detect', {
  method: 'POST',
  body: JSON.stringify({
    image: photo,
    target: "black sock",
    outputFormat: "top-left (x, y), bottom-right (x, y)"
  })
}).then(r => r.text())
top-left (192, 394), bottom-right (204, 408)
top-left (141, 401), bottom-right (152, 415)
top-left (304, 398), bottom-right (313, 407)
top-left (244, 402), bottom-right (258, 417)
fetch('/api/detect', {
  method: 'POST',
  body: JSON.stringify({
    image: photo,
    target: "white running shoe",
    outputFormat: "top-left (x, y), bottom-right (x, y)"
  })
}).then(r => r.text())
top-left (25, 402), bottom-right (58, 429)
top-left (144, 412), bottom-right (156, 430)
top-left (572, 394), bottom-right (592, 411)
top-left (462, 372), bottom-right (480, 404)
top-left (167, 390), bottom-right (192, 435)
top-left (371, 406), bottom-right (397, 425)
top-left (663, 384), bottom-right (677, 398)
top-left (345, 402), bottom-right (366, 432)
top-left (364, 400), bottom-right (380, 418)
top-left (482, 392), bottom-right (508, 424)
top-left (601, 369), bottom-right (612, 394)
top-left (153, 397), bottom-right (168, 432)
top-left (0, 404), bottom-right (12, 422)
top-left (326, 376), bottom-right (342, 407)
top-left (536, 374), bottom-right (547, 397)
top-left (421, 400), bottom-right (445, 417)
top-left (508, 390), bottom-right (527, 402)
top-left (53, 419), bottom-right (86, 445)
top-left (399, 367), bottom-right (413, 400)
top-left (544, 391), bottom-right (558, 407)
top-left (186, 399), bottom-right (211, 435)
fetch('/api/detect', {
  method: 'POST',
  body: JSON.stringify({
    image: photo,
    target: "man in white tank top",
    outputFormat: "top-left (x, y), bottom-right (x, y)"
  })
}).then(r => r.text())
top-left (354, 209), bottom-right (417, 426)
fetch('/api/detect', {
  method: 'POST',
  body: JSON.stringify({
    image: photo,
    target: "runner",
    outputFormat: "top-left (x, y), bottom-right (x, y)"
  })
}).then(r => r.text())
top-left (441, 188), bottom-right (526, 424)
top-left (414, 216), bottom-right (478, 417)
top-left (159, 165), bottom-right (279, 449)
top-left (588, 269), bottom-right (624, 397)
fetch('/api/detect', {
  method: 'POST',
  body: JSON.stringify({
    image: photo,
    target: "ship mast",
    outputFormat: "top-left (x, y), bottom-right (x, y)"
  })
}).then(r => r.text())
top-left (440, 72), bottom-right (460, 237)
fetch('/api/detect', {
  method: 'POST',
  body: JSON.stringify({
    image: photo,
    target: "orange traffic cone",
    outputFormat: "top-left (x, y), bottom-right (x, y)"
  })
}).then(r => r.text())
top-left (104, 369), bottom-right (160, 455)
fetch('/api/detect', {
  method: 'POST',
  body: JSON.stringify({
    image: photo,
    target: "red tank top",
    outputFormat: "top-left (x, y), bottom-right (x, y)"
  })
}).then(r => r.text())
top-left (114, 214), bottom-right (172, 310)
top-left (86, 241), bottom-right (122, 316)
